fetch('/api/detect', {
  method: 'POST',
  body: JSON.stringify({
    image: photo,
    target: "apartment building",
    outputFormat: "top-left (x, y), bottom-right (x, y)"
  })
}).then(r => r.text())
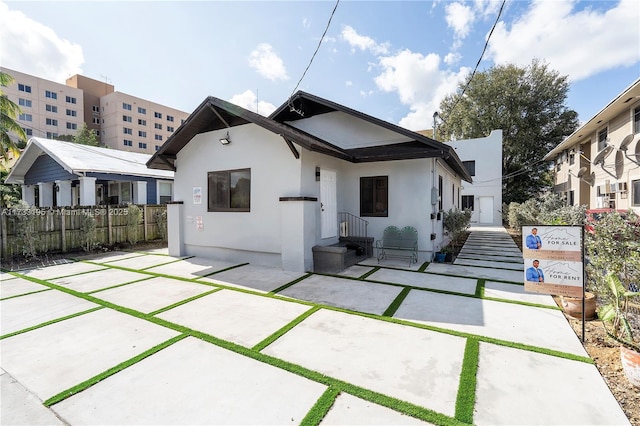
top-left (2, 67), bottom-right (189, 155)
top-left (2, 67), bottom-right (85, 142)
top-left (544, 78), bottom-right (640, 213)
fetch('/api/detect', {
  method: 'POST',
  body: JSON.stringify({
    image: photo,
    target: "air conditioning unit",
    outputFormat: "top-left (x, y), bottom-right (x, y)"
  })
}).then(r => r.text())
top-left (610, 183), bottom-right (617, 193)
top-left (618, 182), bottom-right (628, 192)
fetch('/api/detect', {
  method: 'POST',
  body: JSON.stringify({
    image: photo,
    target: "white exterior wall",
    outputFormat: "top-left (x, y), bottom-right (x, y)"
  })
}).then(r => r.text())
top-left (447, 130), bottom-right (503, 225)
top-left (173, 124), bottom-right (303, 268)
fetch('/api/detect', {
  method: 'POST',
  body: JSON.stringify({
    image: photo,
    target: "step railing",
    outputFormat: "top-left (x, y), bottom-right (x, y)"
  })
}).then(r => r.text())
top-left (337, 212), bottom-right (370, 257)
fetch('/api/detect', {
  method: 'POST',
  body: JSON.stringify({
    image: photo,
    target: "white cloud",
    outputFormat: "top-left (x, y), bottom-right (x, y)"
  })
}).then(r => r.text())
top-left (445, 2), bottom-right (475, 39)
top-left (0, 2), bottom-right (84, 82)
top-left (487, 0), bottom-right (640, 81)
top-left (345, 80), bottom-right (353, 87)
top-left (444, 52), bottom-right (461, 66)
top-left (374, 49), bottom-right (470, 130)
top-left (248, 43), bottom-right (289, 81)
top-left (302, 17), bottom-right (310, 29)
top-left (341, 25), bottom-right (390, 55)
top-left (229, 90), bottom-right (276, 117)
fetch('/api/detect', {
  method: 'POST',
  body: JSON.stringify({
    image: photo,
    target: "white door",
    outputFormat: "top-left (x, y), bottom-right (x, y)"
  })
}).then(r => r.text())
top-left (479, 196), bottom-right (494, 224)
top-left (320, 169), bottom-right (337, 239)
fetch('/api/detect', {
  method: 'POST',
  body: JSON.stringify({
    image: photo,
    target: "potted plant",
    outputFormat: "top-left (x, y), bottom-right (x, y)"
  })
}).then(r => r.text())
top-left (598, 272), bottom-right (640, 387)
top-left (440, 244), bottom-right (456, 263)
top-left (587, 210), bottom-right (640, 387)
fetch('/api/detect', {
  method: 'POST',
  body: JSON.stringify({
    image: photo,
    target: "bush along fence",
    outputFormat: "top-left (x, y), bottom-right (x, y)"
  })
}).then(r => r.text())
top-left (0, 204), bottom-right (167, 259)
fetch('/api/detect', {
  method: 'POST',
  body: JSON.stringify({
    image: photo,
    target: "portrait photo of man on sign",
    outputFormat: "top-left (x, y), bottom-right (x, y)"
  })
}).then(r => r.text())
top-left (526, 259), bottom-right (544, 283)
top-left (526, 227), bottom-right (542, 250)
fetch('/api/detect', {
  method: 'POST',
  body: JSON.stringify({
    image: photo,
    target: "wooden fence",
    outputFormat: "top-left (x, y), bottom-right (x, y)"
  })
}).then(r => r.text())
top-left (0, 204), bottom-right (167, 259)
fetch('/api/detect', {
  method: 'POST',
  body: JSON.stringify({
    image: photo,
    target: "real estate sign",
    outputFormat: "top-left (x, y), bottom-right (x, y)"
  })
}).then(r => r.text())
top-left (522, 225), bottom-right (584, 297)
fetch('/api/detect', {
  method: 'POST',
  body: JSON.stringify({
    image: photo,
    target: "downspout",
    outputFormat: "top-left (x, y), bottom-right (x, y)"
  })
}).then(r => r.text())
top-left (431, 158), bottom-right (437, 259)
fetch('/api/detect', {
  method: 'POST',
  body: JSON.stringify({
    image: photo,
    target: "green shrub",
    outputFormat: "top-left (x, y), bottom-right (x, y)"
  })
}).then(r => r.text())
top-left (443, 207), bottom-right (472, 246)
top-left (154, 209), bottom-right (168, 241)
top-left (126, 204), bottom-right (143, 244)
top-left (80, 212), bottom-right (97, 252)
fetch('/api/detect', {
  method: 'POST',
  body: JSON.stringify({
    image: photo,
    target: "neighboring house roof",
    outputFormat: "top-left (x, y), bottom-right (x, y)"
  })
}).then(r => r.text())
top-left (147, 92), bottom-right (472, 182)
top-left (5, 137), bottom-right (174, 184)
top-left (543, 78), bottom-right (640, 161)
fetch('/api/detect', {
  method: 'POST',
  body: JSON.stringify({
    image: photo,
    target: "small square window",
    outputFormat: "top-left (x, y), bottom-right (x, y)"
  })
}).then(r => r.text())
top-left (139, 142), bottom-right (147, 149)
top-left (208, 169), bottom-right (251, 212)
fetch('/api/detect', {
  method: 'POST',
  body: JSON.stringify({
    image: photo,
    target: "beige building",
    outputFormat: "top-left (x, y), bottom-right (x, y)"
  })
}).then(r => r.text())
top-left (2, 67), bottom-right (85, 141)
top-left (2, 67), bottom-right (189, 155)
top-left (544, 78), bottom-right (640, 214)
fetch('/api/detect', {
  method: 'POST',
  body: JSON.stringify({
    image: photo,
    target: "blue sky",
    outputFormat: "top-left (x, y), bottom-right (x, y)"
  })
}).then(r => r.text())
top-left (1, 0), bottom-right (638, 132)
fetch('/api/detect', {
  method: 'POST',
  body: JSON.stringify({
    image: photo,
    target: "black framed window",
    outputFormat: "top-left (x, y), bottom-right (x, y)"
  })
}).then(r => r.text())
top-left (597, 128), bottom-right (608, 151)
top-left (633, 180), bottom-right (640, 206)
top-left (208, 168), bottom-right (251, 212)
top-left (634, 107), bottom-right (640, 134)
top-left (360, 176), bottom-right (388, 217)
top-left (462, 195), bottom-right (474, 210)
top-left (462, 161), bottom-right (476, 177)
top-left (438, 175), bottom-right (443, 211)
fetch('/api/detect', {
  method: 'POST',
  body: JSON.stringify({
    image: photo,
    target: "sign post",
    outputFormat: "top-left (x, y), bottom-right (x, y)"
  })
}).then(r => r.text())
top-left (522, 225), bottom-right (586, 341)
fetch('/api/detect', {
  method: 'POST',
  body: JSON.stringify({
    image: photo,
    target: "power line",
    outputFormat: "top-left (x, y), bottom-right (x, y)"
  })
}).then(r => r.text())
top-left (287, 0), bottom-right (340, 114)
top-left (439, 0), bottom-right (507, 125)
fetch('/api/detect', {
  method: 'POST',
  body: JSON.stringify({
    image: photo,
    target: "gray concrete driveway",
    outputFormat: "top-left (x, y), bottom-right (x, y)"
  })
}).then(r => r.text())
top-left (0, 226), bottom-right (630, 425)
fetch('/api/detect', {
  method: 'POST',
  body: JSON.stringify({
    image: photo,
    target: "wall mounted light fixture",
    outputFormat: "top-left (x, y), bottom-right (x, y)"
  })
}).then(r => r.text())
top-left (219, 131), bottom-right (231, 145)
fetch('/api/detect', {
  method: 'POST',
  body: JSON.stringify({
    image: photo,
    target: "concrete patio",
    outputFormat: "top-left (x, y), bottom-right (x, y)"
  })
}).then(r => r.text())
top-left (0, 226), bottom-right (630, 425)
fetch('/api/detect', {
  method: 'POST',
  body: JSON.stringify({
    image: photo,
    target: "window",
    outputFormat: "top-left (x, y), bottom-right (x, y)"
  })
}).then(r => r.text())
top-left (154, 112), bottom-right (162, 119)
top-left (19, 113), bottom-right (33, 121)
top-left (167, 125), bottom-right (174, 132)
top-left (208, 168), bottom-right (251, 212)
top-left (46, 132), bottom-right (58, 139)
top-left (138, 107), bottom-right (146, 114)
top-left (66, 122), bottom-right (77, 130)
top-left (138, 118), bottom-right (146, 125)
top-left (123, 102), bottom-right (132, 110)
top-left (65, 96), bottom-right (77, 104)
top-left (124, 139), bottom-right (133, 147)
top-left (633, 180), bottom-right (640, 206)
top-left (167, 115), bottom-right (174, 122)
top-left (462, 161), bottom-right (475, 177)
top-left (123, 115), bottom-right (132, 122)
top-left (155, 145), bottom-right (160, 151)
top-left (95, 130), bottom-right (101, 136)
top-left (568, 190), bottom-right (575, 206)
top-left (138, 142), bottom-right (147, 149)
top-left (18, 98), bottom-right (32, 107)
top-left (92, 105), bottom-right (100, 113)
top-left (18, 84), bottom-right (31, 93)
top-left (360, 176), bottom-right (388, 217)
top-left (634, 107), bottom-right (640, 134)
top-left (598, 128), bottom-right (608, 151)
top-left (155, 134), bottom-right (163, 141)
top-left (155, 123), bottom-right (162, 130)
top-left (438, 175), bottom-right (443, 211)
top-left (569, 152), bottom-right (575, 165)
top-left (66, 109), bottom-right (77, 117)
top-left (462, 195), bottom-right (474, 210)
top-left (22, 128), bottom-right (33, 136)
top-left (92, 117), bottom-right (100, 124)
top-left (123, 127), bottom-right (132, 135)
top-left (46, 118), bottom-right (58, 126)
top-left (158, 181), bottom-right (172, 203)
top-left (139, 130), bottom-right (147, 137)
top-left (45, 90), bottom-right (57, 99)
top-left (45, 104), bottom-right (58, 113)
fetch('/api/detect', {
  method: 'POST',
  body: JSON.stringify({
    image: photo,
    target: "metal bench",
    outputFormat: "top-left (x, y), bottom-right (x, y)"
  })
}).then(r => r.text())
top-left (375, 226), bottom-right (418, 265)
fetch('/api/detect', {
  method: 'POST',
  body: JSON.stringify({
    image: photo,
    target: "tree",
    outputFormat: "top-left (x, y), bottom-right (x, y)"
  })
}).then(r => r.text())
top-left (72, 123), bottom-right (99, 146)
top-left (0, 71), bottom-right (27, 166)
top-left (438, 60), bottom-right (579, 204)
top-left (54, 134), bottom-right (75, 142)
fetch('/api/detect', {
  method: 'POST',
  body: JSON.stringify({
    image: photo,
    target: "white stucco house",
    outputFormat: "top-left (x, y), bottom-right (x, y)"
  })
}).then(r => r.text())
top-left (446, 130), bottom-right (503, 225)
top-left (147, 92), bottom-right (473, 272)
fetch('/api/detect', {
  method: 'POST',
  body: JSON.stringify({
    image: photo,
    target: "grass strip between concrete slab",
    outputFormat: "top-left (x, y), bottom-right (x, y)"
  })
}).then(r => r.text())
top-left (358, 266), bottom-right (380, 280)
top-left (34, 266), bottom-right (111, 281)
top-left (418, 261), bottom-right (430, 272)
top-left (95, 253), bottom-right (147, 263)
top-left (0, 306), bottom-right (104, 340)
top-left (269, 272), bottom-right (313, 294)
top-left (382, 287), bottom-right (411, 317)
top-left (300, 387), bottom-right (340, 426)
top-left (86, 276), bottom-right (157, 294)
top-left (200, 262), bottom-right (251, 277)
top-left (475, 279), bottom-right (484, 297)
top-left (454, 338), bottom-right (479, 424)
top-left (44, 333), bottom-right (188, 406)
top-left (139, 255), bottom-right (196, 271)
top-left (252, 306), bottom-right (321, 352)
top-left (147, 288), bottom-right (223, 316)
top-left (0, 288), bottom-right (52, 301)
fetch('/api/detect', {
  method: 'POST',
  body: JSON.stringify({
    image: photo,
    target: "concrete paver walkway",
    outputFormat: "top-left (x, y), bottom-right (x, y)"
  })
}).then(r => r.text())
top-left (0, 226), bottom-right (630, 425)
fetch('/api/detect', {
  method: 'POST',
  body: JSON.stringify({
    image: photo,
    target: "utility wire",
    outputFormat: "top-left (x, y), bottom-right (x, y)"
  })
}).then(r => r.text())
top-left (439, 0), bottom-right (507, 125)
top-left (287, 0), bottom-right (340, 114)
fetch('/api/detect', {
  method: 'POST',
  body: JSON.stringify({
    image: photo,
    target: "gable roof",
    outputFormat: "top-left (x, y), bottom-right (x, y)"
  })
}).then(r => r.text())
top-left (6, 137), bottom-right (174, 184)
top-left (543, 78), bottom-right (640, 161)
top-left (147, 92), bottom-right (472, 182)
